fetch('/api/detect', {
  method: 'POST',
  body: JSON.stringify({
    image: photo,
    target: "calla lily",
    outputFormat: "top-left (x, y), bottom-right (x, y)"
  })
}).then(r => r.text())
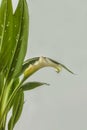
top-left (23, 56), bottom-right (62, 78)
top-left (22, 56), bottom-right (73, 82)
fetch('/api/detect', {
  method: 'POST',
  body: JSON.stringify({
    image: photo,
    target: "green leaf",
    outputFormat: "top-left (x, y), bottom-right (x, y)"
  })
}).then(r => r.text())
top-left (8, 90), bottom-right (24, 130)
top-left (8, 0), bottom-right (29, 79)
top-left (0, 72), bottom-right (4, 101)
top-left (6, 0), bottom-right (24, 79)
top-left (0, 0), bottom-right (8, 50)
top-left (0, 0), bottom-right (13, 73)
top-left (21, 82), bottom-right (49, 91)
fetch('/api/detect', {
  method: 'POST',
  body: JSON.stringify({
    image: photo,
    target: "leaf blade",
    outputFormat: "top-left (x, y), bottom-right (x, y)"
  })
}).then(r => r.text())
top-left (0, 72), bottom-right (4, 102)
top-left (10, 0), bottom-right (29, 78)
top-left (21, 82), bottom-right (49, 91)
top-left (0, 0), bottom-right (13, 73)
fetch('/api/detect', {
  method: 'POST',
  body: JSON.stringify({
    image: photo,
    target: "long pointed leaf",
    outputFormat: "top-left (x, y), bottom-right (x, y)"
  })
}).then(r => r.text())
top-left (0, 72), bottom-right (4, 101)
top-left (0, 0), bottom-right (13, 73)
top-left (7, 0), bottom-right (24, 80)
top-left (9, 0), bottom-right (29, 79)
top-left (21, 82), bottom-right (49, 91)
top-left (0, 0), bottom-right (7, 50)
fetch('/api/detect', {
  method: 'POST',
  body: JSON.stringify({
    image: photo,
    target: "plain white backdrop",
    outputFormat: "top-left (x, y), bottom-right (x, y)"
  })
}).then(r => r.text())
top-left (10, 0), bottom-right (87, 130)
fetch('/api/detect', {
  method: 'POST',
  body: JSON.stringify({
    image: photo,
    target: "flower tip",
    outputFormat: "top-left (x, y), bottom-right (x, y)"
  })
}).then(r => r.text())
top-left (55, 65), bottom-right (62, 73)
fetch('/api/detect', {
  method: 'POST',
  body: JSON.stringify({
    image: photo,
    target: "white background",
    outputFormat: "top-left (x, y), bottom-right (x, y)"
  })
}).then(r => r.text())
top-left (12, 0), bottom-right (87, 130)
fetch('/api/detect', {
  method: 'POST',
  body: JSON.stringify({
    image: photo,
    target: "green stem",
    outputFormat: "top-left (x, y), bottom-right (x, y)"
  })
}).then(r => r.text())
top-left (0, 80), bottom-right (13, 128)
top-left (0, 114), bottom-right (7, 130)
top-left (0, 80), bottom-right (22, 127)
